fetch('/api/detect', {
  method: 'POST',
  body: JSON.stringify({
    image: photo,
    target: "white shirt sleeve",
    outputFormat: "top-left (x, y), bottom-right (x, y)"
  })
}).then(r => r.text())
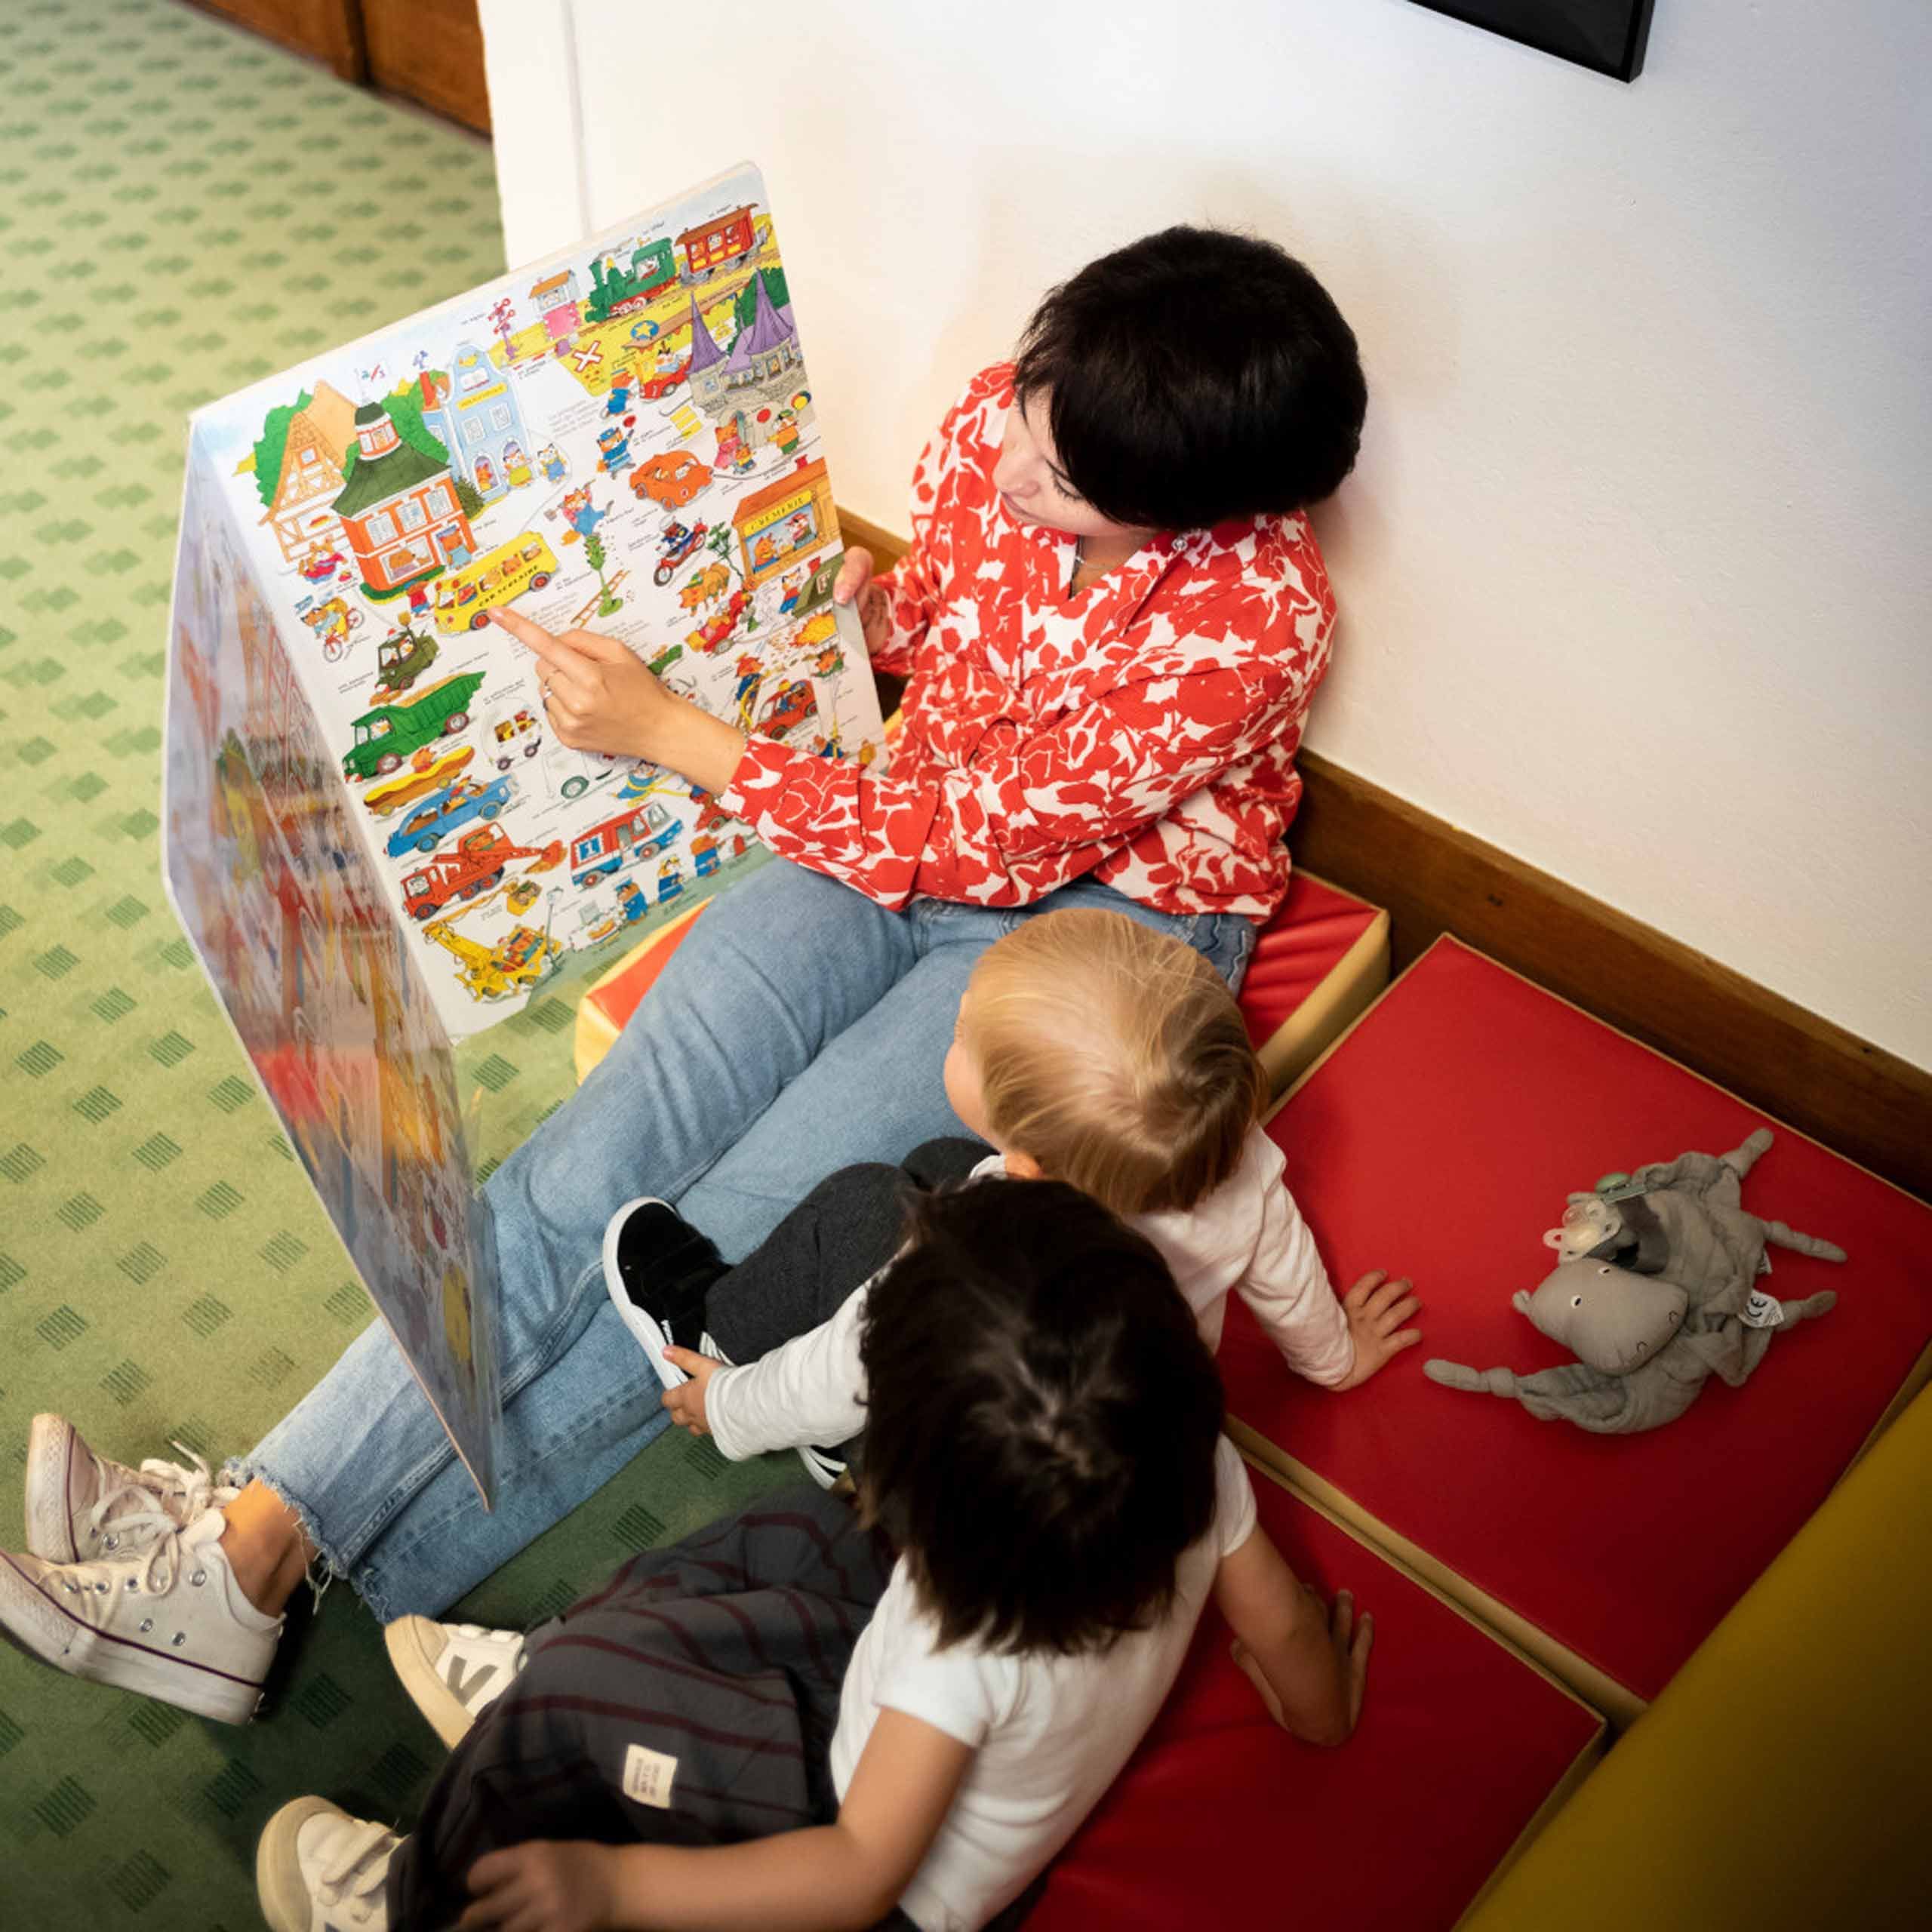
top-left (872, 1616), bottom-right (1013, 1751)
top-left (704, 1272), bottom-right (877, 1462)
top-left (1235, 1153), bottom-right (1355, 1388)
top-left (1214, 1434), bottom-right (1260, 1558)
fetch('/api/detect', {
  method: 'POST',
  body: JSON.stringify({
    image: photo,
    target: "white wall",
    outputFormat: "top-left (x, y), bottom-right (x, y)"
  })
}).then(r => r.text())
top-left (480, 0), bottom-right (1932, 1069)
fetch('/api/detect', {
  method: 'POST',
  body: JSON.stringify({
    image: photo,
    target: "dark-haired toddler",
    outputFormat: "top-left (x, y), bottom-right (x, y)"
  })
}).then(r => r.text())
top-left (256, 1183), bottom-right (1371, 1932)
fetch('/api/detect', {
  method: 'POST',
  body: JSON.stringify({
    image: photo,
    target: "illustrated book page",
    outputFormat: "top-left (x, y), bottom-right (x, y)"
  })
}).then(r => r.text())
top-left (189, 159), bottom-right (881, 1040)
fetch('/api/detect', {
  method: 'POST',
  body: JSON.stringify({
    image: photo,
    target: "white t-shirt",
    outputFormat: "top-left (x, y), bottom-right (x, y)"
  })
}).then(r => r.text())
top-left (706, 1126), bottom-right (1352, 1463)
top-left (829, 1435), bottom-right (1260, 1931)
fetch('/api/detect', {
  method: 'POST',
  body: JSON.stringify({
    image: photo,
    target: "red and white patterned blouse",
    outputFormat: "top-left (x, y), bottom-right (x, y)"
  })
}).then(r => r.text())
top-left (717, 364), bottom-right (1337, 917)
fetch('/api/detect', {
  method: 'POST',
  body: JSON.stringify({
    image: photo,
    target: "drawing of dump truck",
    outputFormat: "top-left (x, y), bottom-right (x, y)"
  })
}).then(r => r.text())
top-left (343, 672), bottom-right (485, 781)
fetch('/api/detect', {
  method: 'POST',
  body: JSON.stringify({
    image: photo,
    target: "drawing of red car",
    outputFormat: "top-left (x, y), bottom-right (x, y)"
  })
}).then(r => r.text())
top-left (637, 356), bottom-right (689, 400)
top-left (687, 588), bottom-right (749, 654)
top-left (755, 678), bottom-right (817, 743)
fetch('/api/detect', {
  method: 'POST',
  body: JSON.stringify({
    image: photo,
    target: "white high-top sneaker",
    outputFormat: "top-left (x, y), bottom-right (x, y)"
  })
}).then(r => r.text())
top-left (24, 1412), bottom-right (239, 1564)
top-left (257, 1796), bottom-right (400, 1931)
top-left (0, 1507), bottom-right (282, 1724)
top-left (384, 1616), bottom-right (528, 1748)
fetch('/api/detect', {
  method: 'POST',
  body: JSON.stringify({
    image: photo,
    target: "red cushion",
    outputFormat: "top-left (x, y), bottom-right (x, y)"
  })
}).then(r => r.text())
top-left (1026, 1468), bottom-right (1601, 1930)
top-left (586, 872), bottom-right (1379, 1044)
top-left (1221, 938), bottom-right (1932, 1707)
top-left (589, 904), bottom-right (711, 1036)
top-left (1238, 871), bottom-right (1380, 1048)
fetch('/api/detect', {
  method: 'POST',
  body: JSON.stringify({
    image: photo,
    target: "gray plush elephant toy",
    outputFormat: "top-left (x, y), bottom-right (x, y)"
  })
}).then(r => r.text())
top-left (1424, 1129), bottom-right (1844, 1433)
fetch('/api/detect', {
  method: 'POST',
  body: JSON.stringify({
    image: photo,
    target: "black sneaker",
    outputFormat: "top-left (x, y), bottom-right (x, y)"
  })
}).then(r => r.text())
top-left (601, 1198), bottom-right (729, 1390)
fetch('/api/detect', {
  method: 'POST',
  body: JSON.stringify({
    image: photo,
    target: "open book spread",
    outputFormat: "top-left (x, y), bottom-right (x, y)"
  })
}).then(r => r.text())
top-left (163, 164), bottom-right (881, 1497)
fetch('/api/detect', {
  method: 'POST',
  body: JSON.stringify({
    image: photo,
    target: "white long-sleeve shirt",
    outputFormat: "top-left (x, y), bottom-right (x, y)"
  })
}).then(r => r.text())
top-left (706, 1128), bottom-right (1352, 1463)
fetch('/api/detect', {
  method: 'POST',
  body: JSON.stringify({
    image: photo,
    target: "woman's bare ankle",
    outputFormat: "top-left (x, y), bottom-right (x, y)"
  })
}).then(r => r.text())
top-left (217, 1480), bottom-right (314, 1617)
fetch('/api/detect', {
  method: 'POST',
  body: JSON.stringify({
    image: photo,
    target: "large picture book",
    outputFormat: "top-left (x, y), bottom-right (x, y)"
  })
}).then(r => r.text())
top-left (163, 163), bottom-right (883, 1501)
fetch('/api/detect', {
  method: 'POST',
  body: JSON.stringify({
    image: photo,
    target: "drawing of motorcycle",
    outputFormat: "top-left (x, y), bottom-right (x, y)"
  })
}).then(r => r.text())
top-left (652, 518), bottom-right (710, 586)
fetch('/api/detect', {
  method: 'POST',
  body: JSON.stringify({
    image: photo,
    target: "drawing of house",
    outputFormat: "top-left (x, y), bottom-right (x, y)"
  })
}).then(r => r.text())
top-left (530, 268), bottom-right (582, 346)
top-left (260, 379), bottom-right (356, 563)
top-left (732, 457), bottom-right (835, 592)
top-left (722, 272), bottom-right (801, 400)
top-left (421, 343), bottom-right (532, 504)
top-left (685, 290), bottom-right (733, 418)
top-left (331, 401), bottom-right (476, 598)
top-left (696, 273), bottom-right (805, 461)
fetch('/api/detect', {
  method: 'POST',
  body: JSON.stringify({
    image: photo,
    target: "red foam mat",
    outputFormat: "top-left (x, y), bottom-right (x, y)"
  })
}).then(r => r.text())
top-left (1221, 939), bottom-right (1932, 1706)
top-left (1235, 871), bottom-right (1380, 1047)
top-left (1026, 1467), bottom-right (1599, 1930)
top-left (587, 905), bottom-right (706, 1037)
top-left (585, 872), bottom-right (1380, 1046)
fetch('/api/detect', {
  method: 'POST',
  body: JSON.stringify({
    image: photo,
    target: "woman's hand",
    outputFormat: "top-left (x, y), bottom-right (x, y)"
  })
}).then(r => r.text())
top-left (490, 607), bottom-right (748, 796)
top-left (489, 608), bottom-right (676, 761)
top-left (832, 546), bottom-right (891, 660)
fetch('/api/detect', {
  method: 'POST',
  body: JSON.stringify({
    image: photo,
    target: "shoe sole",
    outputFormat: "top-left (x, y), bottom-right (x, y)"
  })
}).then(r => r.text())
top-left (257, 1795), bottom-right (340, 1932)
top-left (24, 1413), bottom-right (80, 1564)
top-left (384, 1615), bottom-right (477, 1751)
top-left (601, 1196), bottom-right (688, 1390)
top-left (0, 1549), bottom-right (265, 1725)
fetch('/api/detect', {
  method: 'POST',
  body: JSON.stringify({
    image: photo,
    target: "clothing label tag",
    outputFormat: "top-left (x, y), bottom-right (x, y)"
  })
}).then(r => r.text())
top-left (622, 1742), bottom-right (678, 1810)
top-left (1742, 1289), bottom-right (1784, 1330)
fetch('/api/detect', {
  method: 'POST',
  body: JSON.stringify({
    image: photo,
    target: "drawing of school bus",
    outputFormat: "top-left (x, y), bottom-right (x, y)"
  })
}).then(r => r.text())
top-left (432, 533), bottom-right (559, 635)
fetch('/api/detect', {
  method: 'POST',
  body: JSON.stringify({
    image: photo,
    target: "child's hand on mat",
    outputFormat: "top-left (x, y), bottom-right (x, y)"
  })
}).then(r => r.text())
top-left (662, 1346), bottom-right (724, 1435)
top-left (461, 1838), bottom-right (615, 1930)
top-left (1332, 1269), bottom-right (1422, 1389)
top-left (1232, 1589), bottom-right (1374, 1743)
top-left (832, 545), bottom-right (891, 659)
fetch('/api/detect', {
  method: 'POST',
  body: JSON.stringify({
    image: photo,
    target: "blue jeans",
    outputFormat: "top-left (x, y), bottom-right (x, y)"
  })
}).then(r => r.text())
top-left (236, 861), bottom-right (1256, 1619)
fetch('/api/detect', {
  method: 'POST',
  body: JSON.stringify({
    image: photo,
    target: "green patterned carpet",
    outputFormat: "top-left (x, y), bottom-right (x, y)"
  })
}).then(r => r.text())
top-left (0, 3), bottom-right (789, 1923)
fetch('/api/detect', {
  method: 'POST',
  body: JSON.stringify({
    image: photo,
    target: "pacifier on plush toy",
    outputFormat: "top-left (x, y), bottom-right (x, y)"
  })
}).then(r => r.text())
top-left (1424, 1129), bottom-right (1844, 1435)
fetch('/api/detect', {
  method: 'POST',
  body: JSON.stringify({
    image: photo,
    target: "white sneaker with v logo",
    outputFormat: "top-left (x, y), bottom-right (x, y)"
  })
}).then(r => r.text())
top-left (384, 1616), bottom-right (527, 1749)
top-left (256, 1796), bottom-right (400, 1931)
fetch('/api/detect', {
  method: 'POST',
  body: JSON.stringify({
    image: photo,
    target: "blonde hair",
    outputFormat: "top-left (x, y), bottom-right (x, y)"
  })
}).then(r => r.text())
top-left (962, 909), bottom-right (1263, 1217)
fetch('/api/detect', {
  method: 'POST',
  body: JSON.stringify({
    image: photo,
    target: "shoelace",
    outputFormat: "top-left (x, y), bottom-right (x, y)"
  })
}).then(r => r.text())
top-left (83, 1443), bottom-right (229, 1552)
top-left (52, 1514), bottom-right (197, 1626)
top-left (315, 1817), bottom-right (400, 1919)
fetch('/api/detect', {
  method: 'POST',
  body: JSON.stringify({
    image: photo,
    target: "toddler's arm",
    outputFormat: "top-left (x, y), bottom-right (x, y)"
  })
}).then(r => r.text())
top-left (1214, 1526), bottom-right (1372, 1748)
top-left (673, 1278), bottom-right (875, 1461)
top-left (1235, 1159), bottom-right (1355, 1385)
top-left (460, 1710), bottom-right (971, 1932)
top-left (1238, 1154), bottom-right (1419, 1389)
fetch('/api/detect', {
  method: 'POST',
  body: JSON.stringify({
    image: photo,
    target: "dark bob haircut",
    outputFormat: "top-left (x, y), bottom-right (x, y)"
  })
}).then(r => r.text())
top-left (858, 1178), bottom-right (1225, 1657)
top-left (1012, 224), bottom-right (1367, 531)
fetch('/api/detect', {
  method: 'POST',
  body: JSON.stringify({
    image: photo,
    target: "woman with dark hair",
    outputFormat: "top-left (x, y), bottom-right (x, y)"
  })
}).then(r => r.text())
top-left (4, 226), bottom-right (1369, 1722)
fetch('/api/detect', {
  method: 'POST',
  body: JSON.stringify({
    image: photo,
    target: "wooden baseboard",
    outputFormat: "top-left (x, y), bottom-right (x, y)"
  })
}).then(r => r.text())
top-left (188, 0), bottom-right (368, 82)
top-left (362, 0), bottom-right (491, 134)
top-left (832, 506), bottom-right (1931, 1201)
top-left (188, 0), bottom-right (492, 135)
